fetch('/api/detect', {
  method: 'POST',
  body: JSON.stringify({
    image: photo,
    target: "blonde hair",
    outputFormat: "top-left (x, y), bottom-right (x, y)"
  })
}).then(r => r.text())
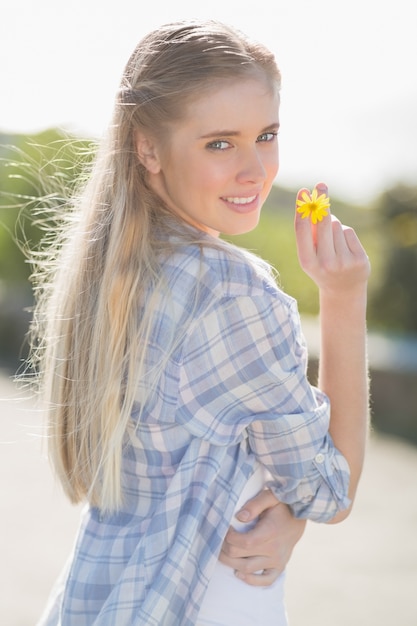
top-left (31, 20), bottom-right (281, 511)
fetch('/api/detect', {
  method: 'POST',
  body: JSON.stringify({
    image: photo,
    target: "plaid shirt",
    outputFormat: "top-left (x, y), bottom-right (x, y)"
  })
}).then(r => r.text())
top-left (39, 239), bottom-right (350, 626)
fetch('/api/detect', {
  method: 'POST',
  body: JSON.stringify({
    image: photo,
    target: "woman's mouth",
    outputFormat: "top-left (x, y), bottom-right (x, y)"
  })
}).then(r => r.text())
top-left (224, 195), bottom-right (257, 205)
top-left (222, 194), bottom-right (259, 213)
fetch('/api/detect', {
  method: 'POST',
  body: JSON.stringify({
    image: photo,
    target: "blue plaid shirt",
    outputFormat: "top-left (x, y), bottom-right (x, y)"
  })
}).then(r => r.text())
top-left (39, 238), bottom-right (350, 626)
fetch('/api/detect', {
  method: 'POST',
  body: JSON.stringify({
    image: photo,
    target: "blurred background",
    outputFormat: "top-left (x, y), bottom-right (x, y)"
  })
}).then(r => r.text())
top-left (1, 1), bottom-right (416, 624)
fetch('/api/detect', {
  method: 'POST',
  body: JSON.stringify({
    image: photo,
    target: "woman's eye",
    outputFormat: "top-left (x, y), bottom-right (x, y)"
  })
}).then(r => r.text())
top-left (257, 131), bottom-right (278, 143)
top-left (206, 140), bottom-right (230, 151)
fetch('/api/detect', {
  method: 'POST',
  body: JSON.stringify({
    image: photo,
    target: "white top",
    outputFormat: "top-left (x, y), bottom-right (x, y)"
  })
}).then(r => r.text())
top-left (197, 463), bottom-right (288, 626)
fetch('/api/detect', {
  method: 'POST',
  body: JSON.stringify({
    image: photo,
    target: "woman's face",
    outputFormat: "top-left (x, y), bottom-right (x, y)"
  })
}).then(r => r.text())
top-left (145, 77), bottom-right (280, 237)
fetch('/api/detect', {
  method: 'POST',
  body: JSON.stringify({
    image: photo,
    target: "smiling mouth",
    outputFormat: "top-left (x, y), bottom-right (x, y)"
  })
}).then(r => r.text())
top-left (223, 195), bottom-right (257, 205)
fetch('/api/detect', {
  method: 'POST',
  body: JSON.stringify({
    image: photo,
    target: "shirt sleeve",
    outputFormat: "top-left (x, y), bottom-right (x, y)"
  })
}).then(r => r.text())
top-left (176, 290), bottom-right (351, 522)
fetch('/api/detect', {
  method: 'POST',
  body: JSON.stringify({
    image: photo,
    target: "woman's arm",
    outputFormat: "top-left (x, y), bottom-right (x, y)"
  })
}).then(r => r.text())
top-left (219, 489), bottom-right (306, 586)
top-left (295, 183), bottom-right (371, 522)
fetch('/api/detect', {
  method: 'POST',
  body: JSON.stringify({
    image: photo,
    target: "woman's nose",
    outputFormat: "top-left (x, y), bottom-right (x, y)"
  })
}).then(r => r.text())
top-left (236, 148), bottom-right (267, 184)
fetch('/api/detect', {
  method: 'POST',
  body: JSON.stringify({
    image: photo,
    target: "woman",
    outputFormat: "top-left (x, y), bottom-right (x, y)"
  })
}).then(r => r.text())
top-left (34, 19), bottom-right (369, 625)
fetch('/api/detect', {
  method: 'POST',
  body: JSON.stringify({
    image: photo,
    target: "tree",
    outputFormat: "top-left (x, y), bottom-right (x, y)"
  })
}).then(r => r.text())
top-left (368, 184), bottom-right (417, 333)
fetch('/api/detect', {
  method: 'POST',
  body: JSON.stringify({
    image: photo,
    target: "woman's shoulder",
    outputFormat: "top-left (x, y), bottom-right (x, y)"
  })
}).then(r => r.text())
top-left (164, 238), bottom-right (294, 307)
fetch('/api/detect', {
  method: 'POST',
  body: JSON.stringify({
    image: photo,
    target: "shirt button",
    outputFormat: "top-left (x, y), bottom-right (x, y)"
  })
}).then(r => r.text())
top-left (315, 453), bottom-right (325, 464)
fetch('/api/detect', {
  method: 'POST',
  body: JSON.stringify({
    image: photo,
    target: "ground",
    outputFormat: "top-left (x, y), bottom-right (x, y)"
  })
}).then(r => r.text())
top-left (1, 373), bottom-right (416, 626)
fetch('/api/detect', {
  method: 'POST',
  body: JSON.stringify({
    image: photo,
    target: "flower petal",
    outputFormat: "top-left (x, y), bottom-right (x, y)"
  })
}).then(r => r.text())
top-left (295, 187), bottom-right (330, 222)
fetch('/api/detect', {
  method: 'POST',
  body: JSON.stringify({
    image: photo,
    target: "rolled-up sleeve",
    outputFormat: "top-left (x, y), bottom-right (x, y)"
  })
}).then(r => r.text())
top-left (176, 288), bottom-right (351, 522)
top-left (249, 388), bottom-right (351, 521)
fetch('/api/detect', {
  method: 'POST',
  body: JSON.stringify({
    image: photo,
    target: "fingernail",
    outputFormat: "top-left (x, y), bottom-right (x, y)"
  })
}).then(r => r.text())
top-left (236, 509), bottom-right (250, 522)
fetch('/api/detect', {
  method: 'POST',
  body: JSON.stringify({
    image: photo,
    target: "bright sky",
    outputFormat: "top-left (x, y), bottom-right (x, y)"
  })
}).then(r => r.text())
top-left (2, 0), bottom-right (416, 203)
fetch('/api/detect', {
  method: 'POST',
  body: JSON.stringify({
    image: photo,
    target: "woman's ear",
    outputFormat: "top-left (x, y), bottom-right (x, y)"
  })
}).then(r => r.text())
top-left (135, 132), bottom-right (161, 174)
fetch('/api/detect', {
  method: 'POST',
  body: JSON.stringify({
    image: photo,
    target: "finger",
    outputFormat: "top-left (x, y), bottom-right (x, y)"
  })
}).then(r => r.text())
top-left (295, 182), bottom-right (331, 253)
top-left (296, 186), bottom-right (311, 202)
top-left (310, 181), bottom-right (332, 247)
top-left (313, 182), bottom-right (331, 245)
top-left (221, 528), bottom-right (254, 557)
top-left (235, 568), bottom-right (280, 587)
top-left (232, 508), bottom-right (280, 552)
top-left (332, 220), bottom-right (363, 258)
top-left (343, 224), bottom-right (368, 258)
top-left (330, 215), bottom-right (346, 253)
top-left (315, 211), bottom-right (336, 260)
top-left (342, 225), bottom-right (371, 280)
top-left (295, 188), bottom-right (317, 260)
top-left (222, 516), bottom-right (275, 557)
top-left (315, 181), bottom-right (328, 197)
top-left (220, 533), bottom-right (251, 559)
top-left (222, 526), bottom-right (269, 556)
top-left (222, 554), bottom-right (271, 574)
top-left (235, 488), bottom-right (280, 523)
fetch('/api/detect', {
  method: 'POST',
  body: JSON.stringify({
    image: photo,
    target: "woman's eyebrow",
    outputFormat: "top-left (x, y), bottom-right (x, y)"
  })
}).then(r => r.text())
top-left (200, 129), bottom-right (241, 139)
top-left (200, 122), bottom-right (280, 140)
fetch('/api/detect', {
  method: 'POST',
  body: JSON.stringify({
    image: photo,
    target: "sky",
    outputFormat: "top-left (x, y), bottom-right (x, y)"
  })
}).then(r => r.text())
top-left (1, 0), bottom-right (416, 204)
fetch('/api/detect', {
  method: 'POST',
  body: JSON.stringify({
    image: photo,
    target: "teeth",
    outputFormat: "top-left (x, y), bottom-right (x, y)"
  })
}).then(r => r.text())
top-left (224, 195), bottom-right (256, 205)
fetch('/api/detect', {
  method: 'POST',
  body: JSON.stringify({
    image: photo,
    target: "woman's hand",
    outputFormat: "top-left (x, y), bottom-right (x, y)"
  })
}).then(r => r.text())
top-left (295, 182), bottom-right (370, 295)
top-left (219, 489), bottom-right (306, 586)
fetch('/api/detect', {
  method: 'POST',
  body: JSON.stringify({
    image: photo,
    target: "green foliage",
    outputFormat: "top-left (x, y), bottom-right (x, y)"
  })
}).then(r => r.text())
top-left (0, 129), bottom-right (95, 283)
top-left (0, 129), bottom-right (96, 366)
top-left (367, 184), bottom-right (417, 333)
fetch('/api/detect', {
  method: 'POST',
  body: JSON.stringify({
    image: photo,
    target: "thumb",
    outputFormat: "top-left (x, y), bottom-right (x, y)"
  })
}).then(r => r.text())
top-left (236, 489), bottom-right (280, 522)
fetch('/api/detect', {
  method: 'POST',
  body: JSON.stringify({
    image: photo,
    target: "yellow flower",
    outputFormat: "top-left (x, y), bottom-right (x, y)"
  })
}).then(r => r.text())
top-left (296, 188), bottom-right (330, 224)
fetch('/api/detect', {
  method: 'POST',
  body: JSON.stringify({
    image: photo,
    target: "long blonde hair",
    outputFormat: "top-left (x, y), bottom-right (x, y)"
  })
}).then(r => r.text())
top-left (30, 20), bottom-right (281, 511)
